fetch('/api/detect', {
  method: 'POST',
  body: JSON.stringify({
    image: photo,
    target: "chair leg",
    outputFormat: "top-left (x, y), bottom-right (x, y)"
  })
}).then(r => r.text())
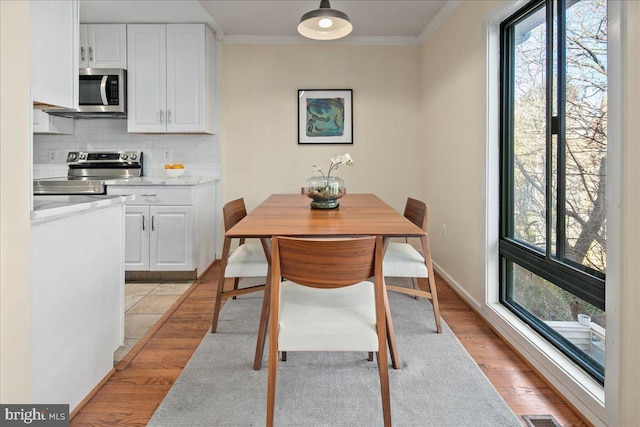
top-left (211, 237), bottom-right (232, 333)
top-left (232, 277), bottom-right (240, 299)
top-left (411, 277), bottom-right (419, 299)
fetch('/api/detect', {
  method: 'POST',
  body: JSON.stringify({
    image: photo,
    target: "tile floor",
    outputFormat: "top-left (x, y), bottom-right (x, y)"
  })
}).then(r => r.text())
top-left (114, 281), bottom-right (194, 364)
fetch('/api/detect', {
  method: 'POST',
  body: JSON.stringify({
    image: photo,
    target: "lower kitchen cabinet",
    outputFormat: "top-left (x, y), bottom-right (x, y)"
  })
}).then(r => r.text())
top-left (107, 180), bottom-right (216, 276)
top-left (125, 205), bottom-right (194, 271)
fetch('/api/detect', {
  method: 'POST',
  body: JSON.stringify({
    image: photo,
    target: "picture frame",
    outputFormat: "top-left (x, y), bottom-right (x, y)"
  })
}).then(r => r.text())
top-left (298, 89), bottom-right (353, 144)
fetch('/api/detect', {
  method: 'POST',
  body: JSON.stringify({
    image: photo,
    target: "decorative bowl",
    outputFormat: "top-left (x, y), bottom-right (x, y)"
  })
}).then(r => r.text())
top-left (165, 168), bottom-right (185, 178)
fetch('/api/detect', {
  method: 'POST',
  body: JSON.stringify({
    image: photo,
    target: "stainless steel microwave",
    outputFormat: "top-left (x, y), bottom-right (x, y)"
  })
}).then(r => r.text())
top-left (48, 68), bottom-right (127, 118)
top-left (78, 68), bottom-right (126, 115)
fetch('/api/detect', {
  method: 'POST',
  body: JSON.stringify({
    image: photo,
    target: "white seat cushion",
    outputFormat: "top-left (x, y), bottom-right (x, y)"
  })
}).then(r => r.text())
top-left (224, 243), bottom-right (268, 278)
top-left (278, 280), bottom-right (378, 352)
top-left (382, 242), bottom-right (428, 278)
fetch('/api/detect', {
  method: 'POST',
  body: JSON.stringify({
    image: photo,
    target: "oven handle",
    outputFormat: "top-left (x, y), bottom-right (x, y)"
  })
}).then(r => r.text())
top-left (100, 75), bottom-right (109, 105)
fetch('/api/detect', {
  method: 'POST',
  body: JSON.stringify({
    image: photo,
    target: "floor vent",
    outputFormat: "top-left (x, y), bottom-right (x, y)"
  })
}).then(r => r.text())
top-left (522, 414), bottom-right (562, 427)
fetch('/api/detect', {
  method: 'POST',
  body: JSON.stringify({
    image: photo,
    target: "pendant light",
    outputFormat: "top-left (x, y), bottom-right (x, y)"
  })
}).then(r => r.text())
top-left (297, 0), bottom-right (353, 41)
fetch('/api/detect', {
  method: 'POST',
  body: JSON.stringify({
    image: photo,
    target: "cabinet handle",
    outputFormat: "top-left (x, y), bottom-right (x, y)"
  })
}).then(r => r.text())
top-left (167, 109), bottom-right (172, 123)
top-left (80, 46), bottom-right (85, 62)
top-left (142, 215), bottom-right (146, 231)
top-left (89, 46), bottom-right (94, 62)
top-left (140, 193), bottom-right (157, 197)
top-left (160, 110), bottom-right (164, 124)
top-left (151, 216), bottom-right (156, 232)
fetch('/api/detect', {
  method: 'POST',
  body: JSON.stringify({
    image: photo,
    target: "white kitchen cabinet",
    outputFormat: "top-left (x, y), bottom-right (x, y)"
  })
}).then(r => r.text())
top-left (108, 182), bottom-right (216, 276)
top-left (32, 108), bottom-right (74, 134)
top-left (127, 24), bottom-right (215, 134)
top-left (123, 205), bottom-right (193, 271)
top-left (123, 205), bottom-right (150, 270)
top-left (79, 24), bottom-right (127, 69)
top-left (31, 0), bottom-right (79, 109)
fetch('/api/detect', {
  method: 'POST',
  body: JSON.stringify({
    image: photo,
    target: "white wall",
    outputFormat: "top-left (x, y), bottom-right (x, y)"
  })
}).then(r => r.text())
top-left (219, 43), bottom-right (423, 213)
top-left (0, 0), bottom-right (32, 403)
top-left (419, 0), bottom-right (639, 425)
top-left (33, 119), bottom-right (220, 178)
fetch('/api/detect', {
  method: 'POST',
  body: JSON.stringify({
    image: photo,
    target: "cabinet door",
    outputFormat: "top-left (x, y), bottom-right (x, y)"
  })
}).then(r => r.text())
top-left (87, 24), bottom-right (127, 69)
top-left (127, 24), bottom-right (166, 133)
top-left (31, 0), bottom-right (79, 109)
top-left (124, 206), bottom-right (150, 271)
top-left (166, 24), bottom-right (205, 132)
top-left (150, 206), bottom-right (194, 271)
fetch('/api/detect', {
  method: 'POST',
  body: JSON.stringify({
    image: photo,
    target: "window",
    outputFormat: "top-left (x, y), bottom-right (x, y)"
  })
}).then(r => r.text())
top-left (500, 0), bottom-right (607, 383)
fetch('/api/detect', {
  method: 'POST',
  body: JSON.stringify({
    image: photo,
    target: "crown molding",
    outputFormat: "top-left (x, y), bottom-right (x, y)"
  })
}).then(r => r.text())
top-left (417, 0), bottom-right (463, 44)
top-left (221, 35), bottom-right (420, 46)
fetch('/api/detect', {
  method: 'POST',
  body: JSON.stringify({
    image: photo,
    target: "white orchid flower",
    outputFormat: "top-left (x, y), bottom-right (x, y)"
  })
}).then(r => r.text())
top-left (312, 154), bottom-right (355, 178)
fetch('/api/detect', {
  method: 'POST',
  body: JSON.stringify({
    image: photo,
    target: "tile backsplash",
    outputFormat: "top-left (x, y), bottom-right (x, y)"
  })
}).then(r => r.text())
top-left (33, 118), bottom-right (220, 179)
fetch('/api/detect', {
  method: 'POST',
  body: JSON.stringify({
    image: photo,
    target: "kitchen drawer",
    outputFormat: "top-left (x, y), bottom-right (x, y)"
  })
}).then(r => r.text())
top-left (107, 186), bottom-right (193, 206)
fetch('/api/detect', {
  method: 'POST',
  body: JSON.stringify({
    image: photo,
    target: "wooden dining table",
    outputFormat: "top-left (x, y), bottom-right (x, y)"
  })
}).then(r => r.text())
top-left (225, 193), bottom-right (437, 370)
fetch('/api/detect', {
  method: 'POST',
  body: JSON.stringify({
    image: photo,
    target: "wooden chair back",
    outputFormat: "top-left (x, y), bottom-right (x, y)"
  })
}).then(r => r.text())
top-left (223, 198), bottom-right (248, 232)
top-left (403, 197), bottom-right (428, 231)
top-left (272, 236), bottom-right (378, 289)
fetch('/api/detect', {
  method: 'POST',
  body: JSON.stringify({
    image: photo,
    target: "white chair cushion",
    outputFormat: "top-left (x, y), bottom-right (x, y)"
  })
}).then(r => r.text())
top-left (224, 243), bottom-right (268, 278)
top-left (278, 280), bottom-right (378, 352)
top-left (382, 242), bottom-right (428, 278)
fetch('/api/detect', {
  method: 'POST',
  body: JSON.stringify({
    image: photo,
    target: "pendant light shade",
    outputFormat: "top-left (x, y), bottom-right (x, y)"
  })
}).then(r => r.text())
top-left (298, 0), bottom-right (353, 41)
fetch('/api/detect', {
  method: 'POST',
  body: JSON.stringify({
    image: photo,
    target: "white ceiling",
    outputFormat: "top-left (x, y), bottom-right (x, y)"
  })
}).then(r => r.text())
top-left (80, 0), bottom-right (451, 42)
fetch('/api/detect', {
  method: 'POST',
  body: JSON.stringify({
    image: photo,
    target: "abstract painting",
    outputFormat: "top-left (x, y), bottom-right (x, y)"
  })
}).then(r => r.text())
top-left (298, 89), bottom-right (353, 144)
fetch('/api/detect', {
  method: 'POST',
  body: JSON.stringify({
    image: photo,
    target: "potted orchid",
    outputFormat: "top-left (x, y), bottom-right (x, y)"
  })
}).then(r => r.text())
top-left (304, 153), bottom-right (354, 209)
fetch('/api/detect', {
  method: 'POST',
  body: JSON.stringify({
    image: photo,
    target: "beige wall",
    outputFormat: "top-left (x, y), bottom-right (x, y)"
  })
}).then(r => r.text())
top-left (420, 0), bottom-right (496, 304)
top-left (420, 0), bottom-right (639, 425)
top-left (0, 0), bottom-right (32, 402)
top-left (219, 43), bottom-right (422, 213)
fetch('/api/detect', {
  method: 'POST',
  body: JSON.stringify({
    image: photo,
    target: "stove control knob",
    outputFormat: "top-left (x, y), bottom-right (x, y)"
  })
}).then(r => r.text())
top-left (79, 153), bottom-right (87, 160)
top-left (67, 153), bottom-right (77, 161)
top-left (122, 153), bottom-right (129, 160)
top-left (130, 153), bottom-right (137, 160)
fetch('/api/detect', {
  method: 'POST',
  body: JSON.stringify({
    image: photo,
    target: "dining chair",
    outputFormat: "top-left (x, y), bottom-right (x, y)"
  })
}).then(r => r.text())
top-left (383, 197), bottom-right (442, 333)
top-left (266, 236), bottom-right (391, 427)
top-left (211, 198), bottom-right (269, 333)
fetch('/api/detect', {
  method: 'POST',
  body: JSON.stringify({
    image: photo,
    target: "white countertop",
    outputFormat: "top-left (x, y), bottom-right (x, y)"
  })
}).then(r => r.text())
top-left (32, 195), bottom-right (132, 222)
top-left (105, 176), bottom-right (219, 186)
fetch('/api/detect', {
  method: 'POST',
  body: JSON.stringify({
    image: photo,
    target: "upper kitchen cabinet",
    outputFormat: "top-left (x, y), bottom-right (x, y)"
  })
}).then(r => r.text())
top-left (127, 24), bottom-right (215, 134)
top-left (31, 0), bottom-right (79, 110)
top-left (79, 24), bottom-right (127, 69)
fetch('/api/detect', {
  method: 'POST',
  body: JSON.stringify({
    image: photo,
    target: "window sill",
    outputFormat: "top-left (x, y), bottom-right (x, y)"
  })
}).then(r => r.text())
top-left (482, 302), bottom-right (608, 424)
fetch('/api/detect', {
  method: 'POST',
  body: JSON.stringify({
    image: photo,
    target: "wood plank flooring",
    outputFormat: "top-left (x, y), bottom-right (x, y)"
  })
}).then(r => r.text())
top-left (71, 263), bottom-right (589, 426)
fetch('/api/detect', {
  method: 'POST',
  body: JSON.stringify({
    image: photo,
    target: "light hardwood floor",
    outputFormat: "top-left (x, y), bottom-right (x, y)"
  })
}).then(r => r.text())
top-left (70, 263), bottom-right (590, 426)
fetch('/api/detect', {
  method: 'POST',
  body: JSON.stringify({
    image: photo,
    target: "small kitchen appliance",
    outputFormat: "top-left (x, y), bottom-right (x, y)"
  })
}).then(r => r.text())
top-left (47, 68), bottom-right (127, 118)
top-left (33, 150), bottom-right (143, 195)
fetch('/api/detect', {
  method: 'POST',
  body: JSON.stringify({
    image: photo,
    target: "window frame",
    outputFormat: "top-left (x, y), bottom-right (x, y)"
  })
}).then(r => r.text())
top-left (499, 0), bottom-right (606, 384)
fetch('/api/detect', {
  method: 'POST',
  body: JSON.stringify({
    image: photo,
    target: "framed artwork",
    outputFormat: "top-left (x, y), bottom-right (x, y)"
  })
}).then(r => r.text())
top-left (298, 89), bottom-right (353, 144)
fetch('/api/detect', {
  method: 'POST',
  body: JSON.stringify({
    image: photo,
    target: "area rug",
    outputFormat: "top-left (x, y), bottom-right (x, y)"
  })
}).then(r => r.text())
top-left (149, 289), bottom-right (520, 426)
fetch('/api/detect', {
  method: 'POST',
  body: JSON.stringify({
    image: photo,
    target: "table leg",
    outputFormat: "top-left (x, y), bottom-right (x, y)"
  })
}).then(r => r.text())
top-left (383, 284), bottom-right (401, 369)
top-left (211, 237), bottom-right (231, 333)
top-left (253, 266), bottom-right (271, 370)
